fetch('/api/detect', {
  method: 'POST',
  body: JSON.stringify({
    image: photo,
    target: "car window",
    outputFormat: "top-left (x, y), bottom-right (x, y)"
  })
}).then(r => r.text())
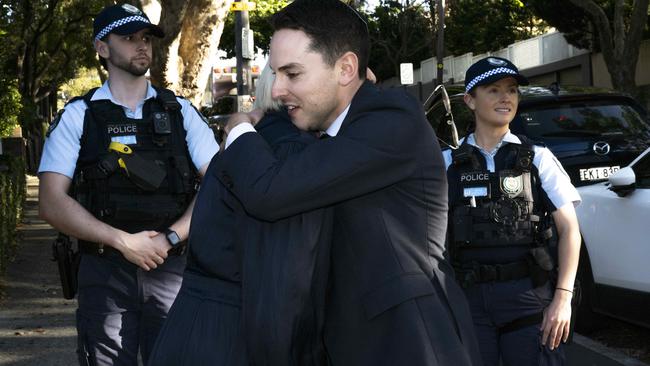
top-left (515, 101), bottom-right (650, 140)
top-left (633, 152), bottom-right (650, 188)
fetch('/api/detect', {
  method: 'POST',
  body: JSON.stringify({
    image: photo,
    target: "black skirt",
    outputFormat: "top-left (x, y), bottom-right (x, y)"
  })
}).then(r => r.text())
top-left (147, 271), bottom-right (247, 366)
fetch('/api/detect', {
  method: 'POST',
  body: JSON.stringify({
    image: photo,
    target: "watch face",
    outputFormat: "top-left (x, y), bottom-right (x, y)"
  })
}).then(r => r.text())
top-left (166, 230), bottom-right (181, 246)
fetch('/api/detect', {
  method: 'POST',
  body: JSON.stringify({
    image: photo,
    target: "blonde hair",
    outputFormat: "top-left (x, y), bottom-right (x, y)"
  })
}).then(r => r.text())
top-left (253, 62), bottom-right (283, 111)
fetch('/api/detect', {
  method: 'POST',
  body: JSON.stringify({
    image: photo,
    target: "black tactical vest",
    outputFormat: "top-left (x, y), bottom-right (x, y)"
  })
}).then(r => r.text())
top-left (447, 137), bottom-right (551, 250)
top-left (71, 87), bottom-right (197, 234)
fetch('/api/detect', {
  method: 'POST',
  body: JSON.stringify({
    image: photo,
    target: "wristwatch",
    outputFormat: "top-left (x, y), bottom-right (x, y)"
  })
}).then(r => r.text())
top-left (164, 228), bottom-right (182, 249)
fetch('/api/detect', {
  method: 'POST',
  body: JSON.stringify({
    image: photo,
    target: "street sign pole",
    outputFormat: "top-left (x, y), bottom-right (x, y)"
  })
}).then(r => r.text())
top-left (234, 0), bottom-right (254, 111)
top-left (436, 0), bottom-right (445, 86)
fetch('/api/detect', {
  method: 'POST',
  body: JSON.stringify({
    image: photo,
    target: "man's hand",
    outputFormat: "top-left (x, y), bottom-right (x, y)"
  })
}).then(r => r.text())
top-left (117, 230), bottom-right (169, 271)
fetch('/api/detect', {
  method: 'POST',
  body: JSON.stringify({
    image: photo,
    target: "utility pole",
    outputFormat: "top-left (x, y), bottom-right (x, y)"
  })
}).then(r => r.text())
top-left (436, 0), bottom-right (445, 86)
top-left (234, 0), bottom-right (254, 111)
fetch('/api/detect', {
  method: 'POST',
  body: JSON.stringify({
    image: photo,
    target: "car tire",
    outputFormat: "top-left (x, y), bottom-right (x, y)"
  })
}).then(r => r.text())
top-left (575, 242), bottom-right (605, 333)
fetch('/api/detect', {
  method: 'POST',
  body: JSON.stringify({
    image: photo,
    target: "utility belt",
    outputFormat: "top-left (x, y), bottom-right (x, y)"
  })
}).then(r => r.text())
top-left (456, 260), bottom-right (530, 288)
top-left (454, 246), bottom-right (554, 289)
top-left (78, 240), bottom-right (186, 258)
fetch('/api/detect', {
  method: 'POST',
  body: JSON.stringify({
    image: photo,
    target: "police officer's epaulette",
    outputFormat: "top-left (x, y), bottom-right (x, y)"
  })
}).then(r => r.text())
top-left (154, 87), bottom-right (182, 111)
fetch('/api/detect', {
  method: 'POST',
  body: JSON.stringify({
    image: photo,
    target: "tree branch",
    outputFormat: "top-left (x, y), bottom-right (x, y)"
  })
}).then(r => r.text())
top-left (622, 0), bottom-right (650, 62)
top-left (568, 0), bottom-right (615, 68)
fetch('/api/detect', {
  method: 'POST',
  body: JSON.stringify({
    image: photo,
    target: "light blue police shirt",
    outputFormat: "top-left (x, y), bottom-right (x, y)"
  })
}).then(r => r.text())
top-left (442, 131), bottom-right (581, 210)
top-left (39, 81), bottom-right (218, 178)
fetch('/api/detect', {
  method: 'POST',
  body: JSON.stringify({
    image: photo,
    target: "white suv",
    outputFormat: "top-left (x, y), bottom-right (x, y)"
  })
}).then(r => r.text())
top-left (576, 147), bottom-right (650, 328)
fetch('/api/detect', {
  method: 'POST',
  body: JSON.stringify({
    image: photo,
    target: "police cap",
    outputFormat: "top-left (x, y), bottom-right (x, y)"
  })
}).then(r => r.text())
top-left (464, 56), bottom-right (529, 94)
top-left (93, 4), bottom-right (164, 42)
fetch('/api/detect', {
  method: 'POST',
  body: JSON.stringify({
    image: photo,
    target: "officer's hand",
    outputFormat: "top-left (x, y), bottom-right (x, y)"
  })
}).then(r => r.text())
top-left (540, 289), bottom-right (573, 350)
top-left (150, 232), bottom-right (173, 254)
top-left (118, 230), bottom-right (168, 271)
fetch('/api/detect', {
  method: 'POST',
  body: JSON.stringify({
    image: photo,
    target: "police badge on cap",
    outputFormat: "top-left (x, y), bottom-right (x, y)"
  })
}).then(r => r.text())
top-left (121, 4), bottom-right (143, 15)
top-left (487, 57), bottom-right (507, 66)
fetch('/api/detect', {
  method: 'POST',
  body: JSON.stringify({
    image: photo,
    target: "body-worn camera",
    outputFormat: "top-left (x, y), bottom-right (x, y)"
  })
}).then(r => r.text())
top-left (153, 112), bottom-right (171, 134)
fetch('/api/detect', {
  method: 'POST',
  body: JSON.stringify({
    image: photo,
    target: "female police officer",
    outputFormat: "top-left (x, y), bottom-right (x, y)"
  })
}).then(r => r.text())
top-left (442, 56), bottom-right (581, 366)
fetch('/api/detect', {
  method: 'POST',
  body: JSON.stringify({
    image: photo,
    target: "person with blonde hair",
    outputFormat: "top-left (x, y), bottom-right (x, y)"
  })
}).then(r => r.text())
top-left (443, 56), bottom-right (581, 366)
top-left (254, 62), bottom-right (283, 111)
top-left (148, 62), bottom-right (331, 366)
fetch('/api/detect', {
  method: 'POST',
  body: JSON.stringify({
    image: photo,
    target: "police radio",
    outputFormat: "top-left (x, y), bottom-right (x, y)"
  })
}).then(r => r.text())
top-left (153, 112), bottom-right (171, 134)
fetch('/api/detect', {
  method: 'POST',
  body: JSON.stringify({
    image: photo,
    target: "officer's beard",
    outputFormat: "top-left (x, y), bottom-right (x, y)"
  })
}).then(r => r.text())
top-left (109, 54), bottom-right (150, 77)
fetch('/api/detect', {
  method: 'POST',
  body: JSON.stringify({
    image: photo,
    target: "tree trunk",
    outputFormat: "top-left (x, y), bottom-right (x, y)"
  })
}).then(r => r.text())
top-left (568, 0), bottom-right (649, 96)
top-left (150, 0), bottom-right (233, 105)
top-left (149, 0), bottom-right (189, 89)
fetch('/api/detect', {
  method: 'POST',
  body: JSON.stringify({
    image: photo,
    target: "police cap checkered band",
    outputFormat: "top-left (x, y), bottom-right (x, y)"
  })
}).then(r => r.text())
top-left (464, 57), bottom-right (529, 93)
top-left (95, 15), bottom-right (151, 41)
top-left (93, 4), bottom-right (164, 41)
top-left (465, 67), bottom-right (518, 93)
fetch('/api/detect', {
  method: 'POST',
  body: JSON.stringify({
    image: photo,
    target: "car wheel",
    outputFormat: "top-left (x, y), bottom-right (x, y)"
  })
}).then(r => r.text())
top-left (575, 242), bottom-right (605, 333)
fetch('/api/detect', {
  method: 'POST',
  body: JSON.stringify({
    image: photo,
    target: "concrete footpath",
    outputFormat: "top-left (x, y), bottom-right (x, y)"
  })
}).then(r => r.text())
top-left (0, 175), bottom-right (76, 365)
top-left (0, 175), bottom-right (648, 365)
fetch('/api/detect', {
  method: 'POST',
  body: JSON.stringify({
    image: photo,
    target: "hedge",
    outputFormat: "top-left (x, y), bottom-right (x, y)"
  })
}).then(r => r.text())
top-left (0, 155), bottom-right (26, 273)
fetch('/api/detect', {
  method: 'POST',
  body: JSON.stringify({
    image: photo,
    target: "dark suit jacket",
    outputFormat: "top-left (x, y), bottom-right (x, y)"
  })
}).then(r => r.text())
top-left (240, 112), bottom-right (332, 366)
top-left (219, 82), bottom-right (482, 366)
top-left (183, 111), bottom-right (331, 366)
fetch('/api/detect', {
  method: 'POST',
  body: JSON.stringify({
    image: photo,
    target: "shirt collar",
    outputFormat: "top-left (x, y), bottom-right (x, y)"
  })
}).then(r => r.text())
top-left (324, 104), bottom-right (351, 137)
top-left (466, 130), bottom-right (521, 154)
top-left (91, 81), bottom-right (157, 109)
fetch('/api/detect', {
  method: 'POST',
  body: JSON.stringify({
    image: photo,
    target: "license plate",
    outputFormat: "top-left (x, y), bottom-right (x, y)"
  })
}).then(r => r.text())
top-left (579, 166), bottom-right (620, 181)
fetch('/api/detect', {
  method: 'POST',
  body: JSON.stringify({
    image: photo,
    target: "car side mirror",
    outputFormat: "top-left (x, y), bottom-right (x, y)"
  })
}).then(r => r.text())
top-left (608, 167), bottom-right (636, 197)
top-left (425, 84), bottom-right (460, 150)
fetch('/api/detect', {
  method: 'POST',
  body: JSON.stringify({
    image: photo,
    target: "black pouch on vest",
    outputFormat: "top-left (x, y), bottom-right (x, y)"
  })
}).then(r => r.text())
top-left (452, 208), bottom-right (472, 243)
top-left (120, 153), bottom-right (166, 191)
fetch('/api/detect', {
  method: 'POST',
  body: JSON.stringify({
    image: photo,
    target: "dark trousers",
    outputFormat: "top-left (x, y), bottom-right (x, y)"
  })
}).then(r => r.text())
top-left (76, 253), bottom-right (185, 366)
top-left (147, 271), bottom-right (247, 366)
top-left (465, 278), bottom-right (565, 366)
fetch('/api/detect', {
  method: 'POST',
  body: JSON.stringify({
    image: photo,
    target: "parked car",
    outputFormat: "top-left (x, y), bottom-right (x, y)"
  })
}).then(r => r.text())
top-left (426, 83), bottom-right (650, 186)
top-left (575, 147), bottom-right (650, 328)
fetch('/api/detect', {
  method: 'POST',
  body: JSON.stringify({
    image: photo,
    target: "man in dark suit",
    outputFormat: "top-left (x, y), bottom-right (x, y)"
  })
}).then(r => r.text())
top-left (220, 1), bottom-right (481, 365)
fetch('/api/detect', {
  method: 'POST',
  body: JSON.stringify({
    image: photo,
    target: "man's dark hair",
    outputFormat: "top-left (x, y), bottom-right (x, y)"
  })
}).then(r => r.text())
top-left (271, 0), bottom-right (369, 79)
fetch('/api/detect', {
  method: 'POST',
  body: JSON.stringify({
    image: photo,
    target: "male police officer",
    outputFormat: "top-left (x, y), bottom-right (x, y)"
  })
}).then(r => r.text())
top-left (38, 4), bottom-right (218, 365)
top-left (443, 57), bottom-right (581, 366)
